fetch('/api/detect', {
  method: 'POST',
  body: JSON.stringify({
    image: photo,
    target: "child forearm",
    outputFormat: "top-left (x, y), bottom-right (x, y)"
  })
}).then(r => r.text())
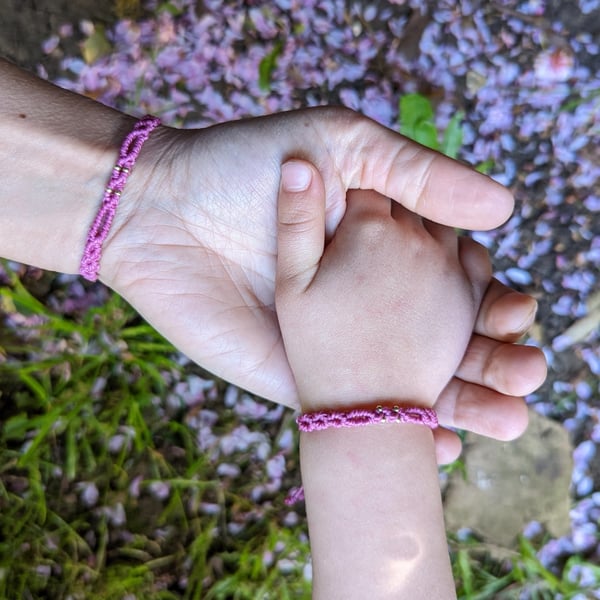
top-left (300, 423), bottom-right (456, 599)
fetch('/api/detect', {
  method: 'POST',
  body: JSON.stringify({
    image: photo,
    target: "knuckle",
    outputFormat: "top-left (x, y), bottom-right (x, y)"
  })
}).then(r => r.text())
top-left (279, 206), bottom-right (316, 234)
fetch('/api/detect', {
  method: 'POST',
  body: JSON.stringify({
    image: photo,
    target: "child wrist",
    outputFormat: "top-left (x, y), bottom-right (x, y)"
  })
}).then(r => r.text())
top-left (285, 401), bottom-right (438, 505)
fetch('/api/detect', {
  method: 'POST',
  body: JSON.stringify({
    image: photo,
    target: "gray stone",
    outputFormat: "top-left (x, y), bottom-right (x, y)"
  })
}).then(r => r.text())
top-left (443, 409), bottom-right (573, 548)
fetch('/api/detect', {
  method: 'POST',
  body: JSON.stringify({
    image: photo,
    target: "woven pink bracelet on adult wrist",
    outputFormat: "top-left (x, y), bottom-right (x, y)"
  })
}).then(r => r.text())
top-left (285, 404), bottom-right (438, 505)
top-left (79, 114), bottom-right (161, 282)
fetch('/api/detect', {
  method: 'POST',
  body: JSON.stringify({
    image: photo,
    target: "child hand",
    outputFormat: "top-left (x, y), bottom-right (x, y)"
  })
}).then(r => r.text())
top-left (276, 162), bottom-right (492, 412)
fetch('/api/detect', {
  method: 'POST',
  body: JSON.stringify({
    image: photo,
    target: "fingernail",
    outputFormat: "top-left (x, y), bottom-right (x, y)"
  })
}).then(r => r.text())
top-left (281, 161), bottom-right (312, 192)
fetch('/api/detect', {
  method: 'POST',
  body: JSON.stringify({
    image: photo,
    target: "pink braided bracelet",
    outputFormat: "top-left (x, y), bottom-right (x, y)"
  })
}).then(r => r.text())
top-left (285, 404), bottom-right (438, 505)
top-left (296, 404), bottom-right (438, 432)
top-left (79, 115), bottom-right (161, 281)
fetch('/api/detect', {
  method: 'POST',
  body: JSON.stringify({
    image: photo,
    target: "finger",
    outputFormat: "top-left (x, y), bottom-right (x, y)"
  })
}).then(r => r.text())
top-left (435, 378), bottom-right (530, 441)
top-left (475, 278), bottom-right (539, 342)
top-left (432, 427), bottom-right (463, 465)
top-left (277, 160), bottom-right (326, 292)
top-left (344, 118), bottom-right (514, 229)
top-left (458, 236), bottom-right (493, 307)
top-left (456, 334), bottom-right (548, 397)
top-left (459, 236), bottom-right (493, 283)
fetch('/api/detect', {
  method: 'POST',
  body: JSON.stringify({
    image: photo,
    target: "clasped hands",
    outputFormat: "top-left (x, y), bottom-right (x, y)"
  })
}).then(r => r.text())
top-left (100, 106), bottom-right (547, 463)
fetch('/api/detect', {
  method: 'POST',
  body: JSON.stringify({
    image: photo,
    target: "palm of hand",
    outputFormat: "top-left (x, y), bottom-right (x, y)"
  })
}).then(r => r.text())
top-left (103, 111), bottom-right (349, 407)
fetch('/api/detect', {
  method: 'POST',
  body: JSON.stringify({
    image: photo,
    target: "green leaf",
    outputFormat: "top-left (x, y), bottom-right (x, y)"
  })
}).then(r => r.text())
top-left (81, 26), bottom-right (112, 65)
top-left (258, 41), bottom-right (283, 92)
top-left (476, 158), bottom-right (495, 174)
top-left (456, 549), bottom-right (474, 595)
top-left (0, 281), bottom-right (48, 318)
top-left (157, 1), bottom-right (183, 16)
top-left (441, 111), bottom-right (464, 159)
top-left (399, 93), bottom-right (434, 135)
top-left (517, 536), bottom-right (562, 590)
top-left (399, 93), bottom-right (440, 151)
top-left (65, 420), bottom-right (77, 480)
top-left (18, 371), bottom-right (49, 404)
top-left (3, 413), bottom-right (30, 440)
top-left (413, 120), bottom-right (439, 150)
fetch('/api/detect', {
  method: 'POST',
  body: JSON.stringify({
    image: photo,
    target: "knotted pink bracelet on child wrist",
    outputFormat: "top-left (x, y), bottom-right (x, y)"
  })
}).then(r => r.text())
top-left (296, 404), bottom-right (438, 432)
top-left (79, 114), bottom-right (161, 282)
top-left (285, 404), bottom-right (438, 505)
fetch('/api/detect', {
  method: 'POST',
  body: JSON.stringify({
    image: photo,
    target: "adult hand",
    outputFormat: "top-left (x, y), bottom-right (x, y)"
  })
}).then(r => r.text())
top-left (100, 109), bottom-right (545, 460)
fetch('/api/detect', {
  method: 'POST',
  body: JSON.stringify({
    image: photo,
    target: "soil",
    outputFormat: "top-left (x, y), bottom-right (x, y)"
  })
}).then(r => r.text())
top-left (0, 0), bottom-right (116, 74)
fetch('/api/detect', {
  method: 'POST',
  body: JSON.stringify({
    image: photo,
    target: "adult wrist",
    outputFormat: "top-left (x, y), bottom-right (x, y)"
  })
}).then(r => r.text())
top-left (79, 116), bottom-right (162, 281)
top-left (97, 123), bottom-right (184, 288)
top-left (0, 60), bottom-right (142, 276)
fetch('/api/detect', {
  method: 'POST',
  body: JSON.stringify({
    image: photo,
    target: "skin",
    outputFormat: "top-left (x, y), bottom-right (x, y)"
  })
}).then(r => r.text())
top-left (275, 162), bottom-right (503, 598)
top-left (0, 58), bottom-right (547, 463)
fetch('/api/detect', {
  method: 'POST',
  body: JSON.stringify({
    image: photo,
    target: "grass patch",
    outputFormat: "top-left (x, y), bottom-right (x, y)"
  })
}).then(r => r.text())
top-left (450, 533), bottom-right (599, 599)
top-left (0, 263), bottom-right (309, 598)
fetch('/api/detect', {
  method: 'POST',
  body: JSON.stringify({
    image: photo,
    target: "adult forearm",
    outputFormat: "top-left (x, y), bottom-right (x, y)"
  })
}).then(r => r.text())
top-left (0, 58), bottom-right (136, 274)
top-left (301, 424), bottom-right (456, 600)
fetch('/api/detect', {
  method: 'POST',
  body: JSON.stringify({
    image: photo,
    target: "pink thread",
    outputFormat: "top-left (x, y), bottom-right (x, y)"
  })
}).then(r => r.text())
top-left (296, 404), bottom-right (438, 432)
top-left (79, 115), bottom-right (161, 281)
top-left (285, 404), bottom-right (438, 505)
top-left (284, 487), bottom-right (305, 506)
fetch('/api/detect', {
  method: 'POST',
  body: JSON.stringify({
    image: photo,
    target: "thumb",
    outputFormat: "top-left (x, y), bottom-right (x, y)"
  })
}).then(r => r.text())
top-left (277, 160), bottom-right (326, 293)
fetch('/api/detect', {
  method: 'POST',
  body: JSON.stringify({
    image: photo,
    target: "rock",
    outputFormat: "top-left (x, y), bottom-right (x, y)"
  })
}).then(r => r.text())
top-left (443, 409), bottom-right (573, 548)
